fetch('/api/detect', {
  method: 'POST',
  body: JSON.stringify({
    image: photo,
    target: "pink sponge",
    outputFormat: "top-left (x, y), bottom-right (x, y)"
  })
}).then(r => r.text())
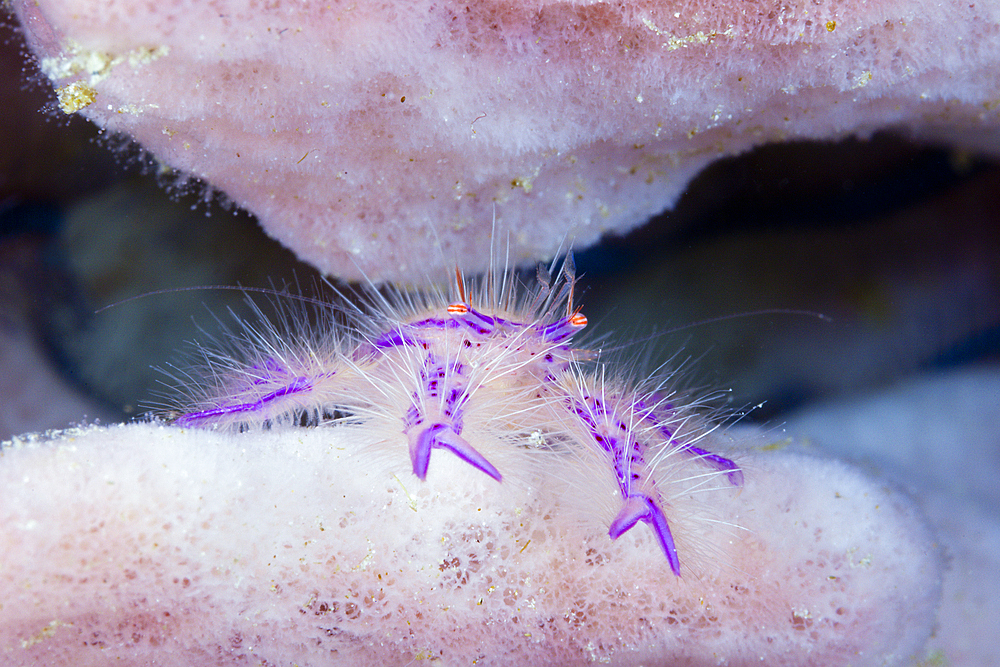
top-left (12, 0), bottom-right (1000, 280)
top-left (0, 423), bottom-right (941, 665)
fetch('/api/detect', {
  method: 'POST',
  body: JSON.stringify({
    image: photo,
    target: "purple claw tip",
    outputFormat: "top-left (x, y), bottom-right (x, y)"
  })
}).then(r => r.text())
top-left (609, 495), bottom-right (681, 576)
top-left (409, 423), bottom-right (502, 482)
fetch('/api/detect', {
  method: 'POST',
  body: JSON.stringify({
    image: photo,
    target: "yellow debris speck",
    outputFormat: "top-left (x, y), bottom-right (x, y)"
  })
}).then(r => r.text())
top-left (641, 17), bottom-right (735, 51)
top-left (852, 70), bottom-right (874, 89)
top-left (511, 177), bottom-right (533, 193)
top-left (826, 20), bottom-right (837, 32)
top-left (760, 438), bottom-right (794, 452)
top-left (56, 81), bottom-right (97, 114)
top-left (510, 166), bottom-right (540, 193)
top-left (115, 103), bottom-right (155, 115)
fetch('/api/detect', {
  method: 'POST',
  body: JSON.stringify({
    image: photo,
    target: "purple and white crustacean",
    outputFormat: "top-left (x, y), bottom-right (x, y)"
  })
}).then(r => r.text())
top-left (169, 257), bottom-right (743, 576)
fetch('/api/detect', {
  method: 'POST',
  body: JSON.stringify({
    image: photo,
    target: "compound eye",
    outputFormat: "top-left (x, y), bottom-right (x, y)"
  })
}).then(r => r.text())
top-left (447, 303), bottom-right (469, 314)
top-left (570, 313), bottom-right (588, 327)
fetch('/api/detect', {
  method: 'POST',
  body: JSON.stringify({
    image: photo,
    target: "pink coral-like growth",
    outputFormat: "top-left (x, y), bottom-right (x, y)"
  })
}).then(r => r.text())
top-left (12, 0), bottom-right (1000, 280)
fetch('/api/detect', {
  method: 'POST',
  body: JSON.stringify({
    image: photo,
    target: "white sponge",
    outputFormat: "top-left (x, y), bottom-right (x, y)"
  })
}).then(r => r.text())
top-left (1, 422), bottom-right (940, 665)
